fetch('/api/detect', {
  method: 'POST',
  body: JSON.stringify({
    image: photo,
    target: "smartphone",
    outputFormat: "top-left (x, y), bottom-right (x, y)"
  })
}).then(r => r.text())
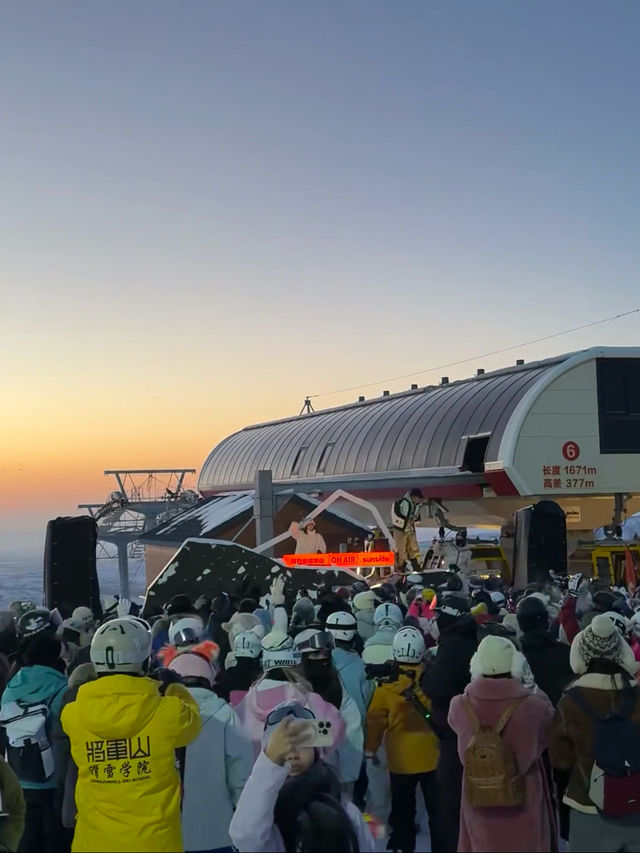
top-left (297, 719), bottom-right (335, 748)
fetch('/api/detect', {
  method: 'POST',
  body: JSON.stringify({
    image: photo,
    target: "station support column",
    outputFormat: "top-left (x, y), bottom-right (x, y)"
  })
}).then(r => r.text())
top-left (117, 542), bottom-right (131, 601)
top-left (255, 470), bottom-right (275, 557)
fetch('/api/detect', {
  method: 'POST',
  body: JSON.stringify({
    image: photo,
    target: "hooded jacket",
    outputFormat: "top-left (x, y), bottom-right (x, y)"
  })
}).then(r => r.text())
top-left (180, 686), bottom-right (253, 852)
top-left (331, 647), bottom-right (374, 723)
top-left (1, 664), bottom-right (67, 790)
top-left (229, 751), bottom-right (374, 852)
top-left (289, 522), bottom-right (327, 555)
top-left (235, 677), bottom-right (346, 762)
top-left (449, 677), bottom-right (555, 853)
top-left (519, 629), bottom-right (573, 706)
top-left (420, 614), bottom-right (479, 741)
top-left (362, 626), bottom-right (398, 665)
top-left (365, 663), bottom-right (439, 774)
top-left (549, 672), bottom-right (640, 814)
top-left (355, 609), bottom-right (376, 642)
top-left (61, 675), bottom-right (201, 852)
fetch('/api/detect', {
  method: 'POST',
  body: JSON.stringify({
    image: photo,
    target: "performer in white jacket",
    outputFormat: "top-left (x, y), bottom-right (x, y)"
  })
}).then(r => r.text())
top-left (289, 520), bottom-right (327, 555)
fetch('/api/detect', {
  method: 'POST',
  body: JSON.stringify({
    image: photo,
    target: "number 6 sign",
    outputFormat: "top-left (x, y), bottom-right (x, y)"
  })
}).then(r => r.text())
top-left (562, 441), bottom-right (580, 461)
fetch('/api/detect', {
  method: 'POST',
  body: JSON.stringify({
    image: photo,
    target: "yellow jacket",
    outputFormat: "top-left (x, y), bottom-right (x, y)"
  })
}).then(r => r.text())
top-left (365, 663), bottom-right (439, 774)
top-left (61, 675), bottom-right (201, 853)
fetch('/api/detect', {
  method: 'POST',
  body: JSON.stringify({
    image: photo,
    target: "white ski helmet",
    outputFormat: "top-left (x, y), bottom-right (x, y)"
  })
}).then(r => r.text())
top-left (602, 611), bottom-right (630, 637)
top-left (234, 629), bottom-right (263, 659)
top-left (407, 573), bottom-right (423, 587)
top-left (168, 616), bottom-right (205, 648)
top-left (90, 617), bottom-right (152, 674)
top-left (392, 626), bottom-right (425, 664)
top-left (352, 591), bottom-right (376, 612)
top-left (374, 602), bottom-right (403, 630)
top-left (325, 611), bottom-right (357, 642)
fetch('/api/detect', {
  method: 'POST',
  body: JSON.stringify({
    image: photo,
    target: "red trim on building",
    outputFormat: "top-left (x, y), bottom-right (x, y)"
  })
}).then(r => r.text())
top-left (484, 469), bottom-right (521, 497)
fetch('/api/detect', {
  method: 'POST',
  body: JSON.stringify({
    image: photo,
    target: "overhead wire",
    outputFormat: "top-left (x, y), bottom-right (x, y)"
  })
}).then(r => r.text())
top-left (307, 307), bottom-right (640, 400)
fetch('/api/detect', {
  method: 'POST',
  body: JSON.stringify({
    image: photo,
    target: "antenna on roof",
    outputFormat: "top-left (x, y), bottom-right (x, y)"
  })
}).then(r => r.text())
top-left (300, 397), bottom-right (315, 415)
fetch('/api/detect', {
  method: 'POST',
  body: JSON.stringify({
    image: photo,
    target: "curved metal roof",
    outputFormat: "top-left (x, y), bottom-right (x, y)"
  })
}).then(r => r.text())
top-left (198, 354), bottom-right (574, 494)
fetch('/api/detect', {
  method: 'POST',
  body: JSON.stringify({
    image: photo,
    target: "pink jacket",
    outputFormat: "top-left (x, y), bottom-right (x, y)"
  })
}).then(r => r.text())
top-left (230, 751), bottom-right (374, 852)
top-left (448, 678), bottom-right (556, 853)
top-left (630, 636), bottom-right (640, 663)
top-left (408, 598), bottom-right (435, 621)
top-left (235, 678), bottom-right (345, 760)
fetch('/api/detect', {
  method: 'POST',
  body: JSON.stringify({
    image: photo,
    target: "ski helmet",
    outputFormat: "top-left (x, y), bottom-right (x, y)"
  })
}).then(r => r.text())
top-left (374, 602), bottom-right (403, 630)
top-left (294, 629), bottom-right (335, 655)
top-left (234, 629), bottom-right (263, 659)
top-left (406, 573), bottom-right (423, 587)
top-left (168, 616), bottom-right (205, 648)
top-left (352, 591), bottom-right (376, 612)
top-left (325, 611), bottom-right (357, 642)
top-left (17, 608), bottom-right (54, 640)
top-left (90, 617), bottom-right (152, 674)
top-left (602, 611), bottom-right (630, 637)
top-left (392, 627), bottom-right (425, 664)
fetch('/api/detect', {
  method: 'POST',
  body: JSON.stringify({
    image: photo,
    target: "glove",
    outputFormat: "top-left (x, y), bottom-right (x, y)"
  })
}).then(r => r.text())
top-left (568, 574), bottom-right (584, 597)
top-left (270, 576), bottom-right (286, 607)
top-left (194, 595), bottom-right (208, 611)
top-left (117, 598), bottom-right (132, 617)
top-left (155, 668), bottom-right (184, 696)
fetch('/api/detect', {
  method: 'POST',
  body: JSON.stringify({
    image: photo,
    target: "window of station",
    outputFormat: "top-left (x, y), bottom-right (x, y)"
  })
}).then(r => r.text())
top-left (316, 442), bottom-right (336, 475)
top-left (461, 434), bottom-right (491, 473)
top-left (290, 445), bottom-right (309, 476)
top-left (596, 359), bottom-right (640, 453)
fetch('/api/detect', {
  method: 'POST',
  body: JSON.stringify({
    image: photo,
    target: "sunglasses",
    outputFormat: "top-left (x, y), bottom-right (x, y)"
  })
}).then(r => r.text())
top-left (265, 704), bottom-right (315, 728)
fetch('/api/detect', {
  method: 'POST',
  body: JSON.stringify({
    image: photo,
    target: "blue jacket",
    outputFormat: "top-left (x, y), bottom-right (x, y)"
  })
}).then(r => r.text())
top-left (332, 647), bottom-right (374, 724)
top-left (2, 665), bottom-right (67, 789)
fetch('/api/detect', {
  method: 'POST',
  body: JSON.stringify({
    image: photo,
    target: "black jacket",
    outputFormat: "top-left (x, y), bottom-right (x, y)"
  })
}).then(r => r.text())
top-left (420, 615), bottom-right (478, 740)
top-left (215, 658), bottom-right (261, 702)
top-left (519, 628), bottom-right (573, 706)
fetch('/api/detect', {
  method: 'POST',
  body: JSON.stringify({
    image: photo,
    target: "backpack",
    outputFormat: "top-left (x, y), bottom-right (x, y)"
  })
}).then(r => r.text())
top-left (568, 687), bottom-right (640, 817)
top-left (462, 697), bottom-right (525, 808)
top-left (0, 699), bottom-right (55, 783)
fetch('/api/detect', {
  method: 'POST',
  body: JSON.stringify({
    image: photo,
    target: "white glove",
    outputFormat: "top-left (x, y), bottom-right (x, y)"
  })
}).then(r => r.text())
top-left (194, 595), bottom-right (208, 610)
top-left (117, 598), bottom-right (131, 617)
top-left (270, 576), bottom-right (286, 607)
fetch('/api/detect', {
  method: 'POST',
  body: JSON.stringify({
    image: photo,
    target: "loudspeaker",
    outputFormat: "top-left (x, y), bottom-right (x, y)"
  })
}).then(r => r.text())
top-left (512, 500), bottom-right (567, 589)
top-left (43, 516), bottom-right (101, 619)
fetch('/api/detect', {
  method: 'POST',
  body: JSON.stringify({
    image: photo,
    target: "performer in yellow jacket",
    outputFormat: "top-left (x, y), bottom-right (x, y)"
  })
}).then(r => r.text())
top-left (61, 617), bottom-right (201, 853)
top-left (365, 627), bottom-right (440, 853)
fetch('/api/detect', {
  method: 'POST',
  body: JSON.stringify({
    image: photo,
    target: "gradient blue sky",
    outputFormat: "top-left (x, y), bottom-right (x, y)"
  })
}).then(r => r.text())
top-left (1, 1), bottom-right (639, 551)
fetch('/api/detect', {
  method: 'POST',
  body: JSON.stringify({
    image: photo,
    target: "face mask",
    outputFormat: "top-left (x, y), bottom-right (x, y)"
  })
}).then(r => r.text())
top-left (303, 657), bottom-right (332, 681)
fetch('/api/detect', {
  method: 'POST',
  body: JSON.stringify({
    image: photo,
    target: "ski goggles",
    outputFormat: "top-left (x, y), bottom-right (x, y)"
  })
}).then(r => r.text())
top-left (265, 702), bottom-right (315, 728)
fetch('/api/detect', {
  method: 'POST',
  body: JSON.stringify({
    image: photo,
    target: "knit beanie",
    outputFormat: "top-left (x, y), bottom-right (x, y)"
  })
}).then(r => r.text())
top-left (570, 613), bottom-right (638, 676)
top-left (262, 607), bottom-right (301, 671)
top-left (292, 597), bottom-right (316, 626)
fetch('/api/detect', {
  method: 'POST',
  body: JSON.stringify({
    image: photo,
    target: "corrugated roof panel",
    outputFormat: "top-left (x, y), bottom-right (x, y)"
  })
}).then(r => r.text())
top-left (198, 354), bottom-right (574, 492)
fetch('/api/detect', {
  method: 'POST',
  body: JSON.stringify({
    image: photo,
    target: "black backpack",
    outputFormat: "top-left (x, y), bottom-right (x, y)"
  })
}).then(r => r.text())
top-left (568, 686), bottom-right (640, 817)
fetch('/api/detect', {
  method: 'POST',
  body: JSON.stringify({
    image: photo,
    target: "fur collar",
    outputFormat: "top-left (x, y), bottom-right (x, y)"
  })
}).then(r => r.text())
top-left (570, 672), bottom-right (637, 691)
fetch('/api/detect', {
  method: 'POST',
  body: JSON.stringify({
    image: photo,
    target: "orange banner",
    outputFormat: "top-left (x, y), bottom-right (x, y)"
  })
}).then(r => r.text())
top-left (282, 551), bottom-right (395, 569)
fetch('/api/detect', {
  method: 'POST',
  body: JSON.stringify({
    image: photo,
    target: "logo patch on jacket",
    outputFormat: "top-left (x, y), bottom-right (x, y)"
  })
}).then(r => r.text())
top-left (85, 737), bottom-right (152, 783)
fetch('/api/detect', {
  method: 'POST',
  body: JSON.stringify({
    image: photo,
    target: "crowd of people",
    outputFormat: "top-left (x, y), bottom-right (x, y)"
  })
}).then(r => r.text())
top-left (0, 566), bottom-right (640, 853)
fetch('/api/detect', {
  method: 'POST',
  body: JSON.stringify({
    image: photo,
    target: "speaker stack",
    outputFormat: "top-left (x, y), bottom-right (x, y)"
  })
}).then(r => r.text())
top-left (512, 500), bottom-right (567, 589)
top-left (43, 516), bottom-right (101, 618)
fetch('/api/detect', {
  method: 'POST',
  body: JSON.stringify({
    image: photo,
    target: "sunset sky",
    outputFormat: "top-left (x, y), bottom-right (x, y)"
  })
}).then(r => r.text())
top-left (1, 1), bottom-right (639, 553)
